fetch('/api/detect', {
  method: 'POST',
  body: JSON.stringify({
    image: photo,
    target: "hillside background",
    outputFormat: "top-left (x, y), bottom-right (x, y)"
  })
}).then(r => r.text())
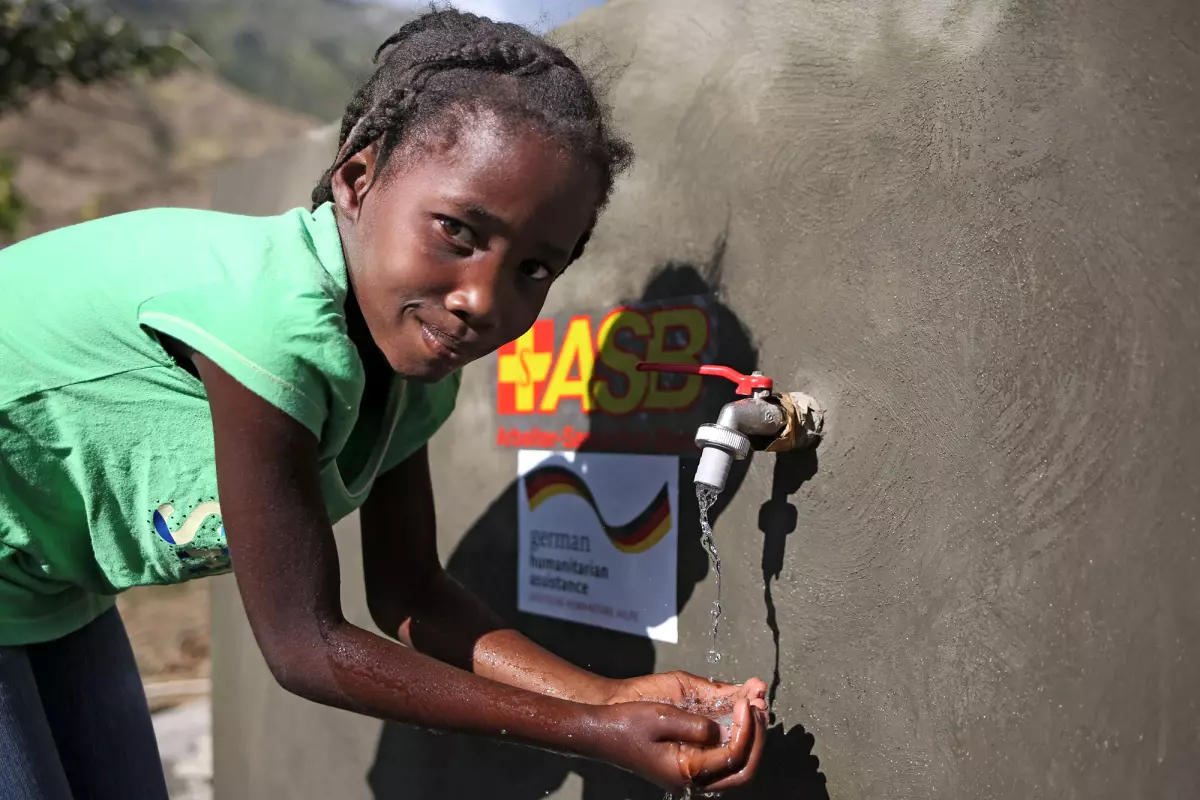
top-left (1, 0), bottom-right (419, 238)
top-left (105, 0), bottom-right (418, 120)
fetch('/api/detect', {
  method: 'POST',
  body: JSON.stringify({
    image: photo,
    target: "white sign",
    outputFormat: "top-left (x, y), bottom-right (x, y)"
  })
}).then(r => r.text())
top-left (517, 449), bottom-right (679, 643)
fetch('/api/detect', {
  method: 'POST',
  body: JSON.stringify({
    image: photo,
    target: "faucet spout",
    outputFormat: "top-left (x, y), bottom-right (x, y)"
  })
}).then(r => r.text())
top-left (694, 397), bottom-right (787, 492)
top-left (694, 424), bottom-right (750, 493)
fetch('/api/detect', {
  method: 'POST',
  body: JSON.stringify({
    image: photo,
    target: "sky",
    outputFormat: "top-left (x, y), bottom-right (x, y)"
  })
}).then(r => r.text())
top-left (389, 0), bottom-right (606, 32)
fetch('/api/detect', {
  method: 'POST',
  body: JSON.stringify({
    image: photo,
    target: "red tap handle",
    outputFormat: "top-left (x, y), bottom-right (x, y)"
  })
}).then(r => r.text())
top-left (636, 362), bottom-right (773, 396)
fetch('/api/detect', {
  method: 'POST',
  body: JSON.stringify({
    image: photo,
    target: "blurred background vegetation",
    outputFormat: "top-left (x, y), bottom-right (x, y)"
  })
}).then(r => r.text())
top-left (104, 0), bottom-right (418, 119)
top-left (1, 0), bottom-right (418, 243)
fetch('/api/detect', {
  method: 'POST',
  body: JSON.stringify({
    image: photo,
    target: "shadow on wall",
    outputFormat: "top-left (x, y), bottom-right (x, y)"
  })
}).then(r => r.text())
top-left (728, 447), bottom-right (827, 800)
top-left (368, 251), bottom-right (828, 799)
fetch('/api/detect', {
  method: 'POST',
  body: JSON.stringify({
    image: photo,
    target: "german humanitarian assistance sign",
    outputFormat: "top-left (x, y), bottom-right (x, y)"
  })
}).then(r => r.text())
top-left (517, 450), bottom-right (679, 643)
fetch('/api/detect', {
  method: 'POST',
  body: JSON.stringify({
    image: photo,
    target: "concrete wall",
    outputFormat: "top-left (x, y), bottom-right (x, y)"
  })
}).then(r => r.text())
top-left (210, 1), bottom-right (1200, 797)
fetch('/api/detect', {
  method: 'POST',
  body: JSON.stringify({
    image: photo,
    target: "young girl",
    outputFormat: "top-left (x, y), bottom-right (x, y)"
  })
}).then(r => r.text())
top-left (0, 9), bottom-right (767, 798)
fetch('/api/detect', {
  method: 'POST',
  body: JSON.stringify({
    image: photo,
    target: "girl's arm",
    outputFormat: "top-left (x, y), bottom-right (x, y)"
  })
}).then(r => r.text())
top-left (194, 353), bottom-right (760, 792)
top-left (359, 445), bottom-right (618, 704)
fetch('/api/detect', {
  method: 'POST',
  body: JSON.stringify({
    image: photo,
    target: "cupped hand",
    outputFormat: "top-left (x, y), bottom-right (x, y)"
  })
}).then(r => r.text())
top-left (588, 694), bottom-right (767, 792)
top-left (604, 670), bottom-right (769, 722)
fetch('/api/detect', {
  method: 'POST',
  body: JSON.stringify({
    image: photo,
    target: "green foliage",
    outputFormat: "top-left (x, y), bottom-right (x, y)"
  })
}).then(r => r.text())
top-left (106, 0), bottom-right (419, 120)
top-left (0, 0), bottom-right (181, 114)
top-left (0, 1), bottom-right (181, 241)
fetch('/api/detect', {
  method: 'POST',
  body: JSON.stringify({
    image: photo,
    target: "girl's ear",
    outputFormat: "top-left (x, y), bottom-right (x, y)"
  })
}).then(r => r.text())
top-left (331, 145), bottom-right (379, 221)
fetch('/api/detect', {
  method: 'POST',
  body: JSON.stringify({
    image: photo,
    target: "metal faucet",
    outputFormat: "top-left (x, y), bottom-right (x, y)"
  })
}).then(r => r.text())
top-left (637, 362), bottom-right (824, 493)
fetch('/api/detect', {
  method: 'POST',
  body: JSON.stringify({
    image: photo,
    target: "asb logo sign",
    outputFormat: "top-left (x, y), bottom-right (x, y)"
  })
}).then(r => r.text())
top-left (497, 305), bottom-right (711, 416)
top-left (494, 296), bottom-right (718, 454)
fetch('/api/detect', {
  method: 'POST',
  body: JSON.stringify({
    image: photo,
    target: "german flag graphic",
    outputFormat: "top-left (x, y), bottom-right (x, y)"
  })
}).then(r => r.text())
top-left (523, 465), bottom-right (673, 554)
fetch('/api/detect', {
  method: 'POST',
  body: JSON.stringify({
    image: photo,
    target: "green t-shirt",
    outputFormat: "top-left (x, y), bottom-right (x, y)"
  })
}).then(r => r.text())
top-left (0, 203), bottom-right (460, 646)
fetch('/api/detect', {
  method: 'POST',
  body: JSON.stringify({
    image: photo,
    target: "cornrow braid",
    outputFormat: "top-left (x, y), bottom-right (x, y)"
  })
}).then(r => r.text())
top-left (311, 8), bottom-right (631, 265)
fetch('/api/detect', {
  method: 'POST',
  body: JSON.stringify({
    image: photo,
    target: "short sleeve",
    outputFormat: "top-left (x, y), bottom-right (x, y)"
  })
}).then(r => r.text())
top-left (137, 278), bottom-right (361, 441)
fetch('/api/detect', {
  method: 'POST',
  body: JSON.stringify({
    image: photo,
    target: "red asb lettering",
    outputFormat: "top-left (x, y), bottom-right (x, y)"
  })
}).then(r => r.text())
top-left (496, 306), bottom-right (710, 416)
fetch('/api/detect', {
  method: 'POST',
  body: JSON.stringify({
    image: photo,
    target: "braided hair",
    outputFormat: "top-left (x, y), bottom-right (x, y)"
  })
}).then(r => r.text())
top-left (311, 8), bottom-right (633, 264)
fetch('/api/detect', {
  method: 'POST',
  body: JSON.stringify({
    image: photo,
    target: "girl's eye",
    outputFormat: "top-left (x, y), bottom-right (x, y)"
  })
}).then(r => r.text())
top-left (521, 261), bottom-right (553, 282)
top-left (438, 217), bottom-right (475, 247)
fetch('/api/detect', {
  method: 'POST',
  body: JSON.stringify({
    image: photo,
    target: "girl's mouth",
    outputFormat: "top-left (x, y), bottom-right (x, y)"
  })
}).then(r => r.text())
top-left (419, 322), bottom-right (466, 363)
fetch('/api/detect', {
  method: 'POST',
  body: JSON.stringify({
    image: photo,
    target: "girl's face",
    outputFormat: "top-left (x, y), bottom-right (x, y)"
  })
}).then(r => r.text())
top-left (333, 113), bottom-right (602, 382)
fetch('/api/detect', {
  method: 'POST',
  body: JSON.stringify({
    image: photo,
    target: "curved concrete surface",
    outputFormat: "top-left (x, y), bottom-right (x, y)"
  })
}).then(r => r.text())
top-left (545, 1), bottom-right (1199, 795)
top-left (211, 1), bottom-right (1200, 798)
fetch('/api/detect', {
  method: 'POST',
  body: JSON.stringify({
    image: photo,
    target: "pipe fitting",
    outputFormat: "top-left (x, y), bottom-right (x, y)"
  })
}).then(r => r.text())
top-left (715, 397), bottom-right (788, 437)
top-left (763, 391), bottom-right (825, 453)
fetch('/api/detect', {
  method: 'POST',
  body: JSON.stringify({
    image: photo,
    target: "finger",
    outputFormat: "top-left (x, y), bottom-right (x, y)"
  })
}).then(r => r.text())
top-left (683, 698), bottom-right (756, 785)
top-left (705, 707), bottom-right (769, 792)
top-left (658, 706), bottom-right (722, 746)
top-left (701, 677), bottom-right (764, 706)
top-left (723, 697), bottom-right (754, 765)
top-left (742, 678), bottom-right (768, 712)
top-left (679, 673), bottom-right (739, 699)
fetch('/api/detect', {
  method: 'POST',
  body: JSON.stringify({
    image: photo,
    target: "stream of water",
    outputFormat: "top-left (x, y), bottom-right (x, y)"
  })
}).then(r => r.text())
top-left (696, 484), bottom-right (723, 665)
top-left (662, 486), bottom-right (726, 800)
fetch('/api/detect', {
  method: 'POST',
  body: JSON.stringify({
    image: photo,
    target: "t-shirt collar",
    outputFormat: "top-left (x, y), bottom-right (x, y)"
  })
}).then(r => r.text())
top-left (304, 202), bottom-right (350, 294)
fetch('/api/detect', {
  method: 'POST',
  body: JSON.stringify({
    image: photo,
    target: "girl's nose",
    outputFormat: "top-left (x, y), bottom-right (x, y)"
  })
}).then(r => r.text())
top-left (444, 257), bottom-right (503, 330)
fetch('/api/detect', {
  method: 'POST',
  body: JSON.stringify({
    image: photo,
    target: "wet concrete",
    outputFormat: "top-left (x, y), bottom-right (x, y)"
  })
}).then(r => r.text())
top-left (211, 0), bottom-right (1200, 797)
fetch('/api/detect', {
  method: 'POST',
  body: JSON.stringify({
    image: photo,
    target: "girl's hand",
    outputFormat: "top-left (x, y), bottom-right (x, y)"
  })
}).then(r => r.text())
top-left (588, 694), bottom-right (767, 792)
top-left (604, 670), bottom-right (770, 718)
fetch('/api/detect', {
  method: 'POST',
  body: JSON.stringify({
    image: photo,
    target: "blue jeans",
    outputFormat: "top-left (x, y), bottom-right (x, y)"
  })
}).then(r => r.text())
top-left (0, 607), bottom-right (169, 799)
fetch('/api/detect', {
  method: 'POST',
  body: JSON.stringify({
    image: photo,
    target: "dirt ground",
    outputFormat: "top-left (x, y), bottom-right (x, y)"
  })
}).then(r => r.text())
top-left (0, 70), bottom-right (318, 242)
top-left (117, 581), bottom-right (212, 712)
